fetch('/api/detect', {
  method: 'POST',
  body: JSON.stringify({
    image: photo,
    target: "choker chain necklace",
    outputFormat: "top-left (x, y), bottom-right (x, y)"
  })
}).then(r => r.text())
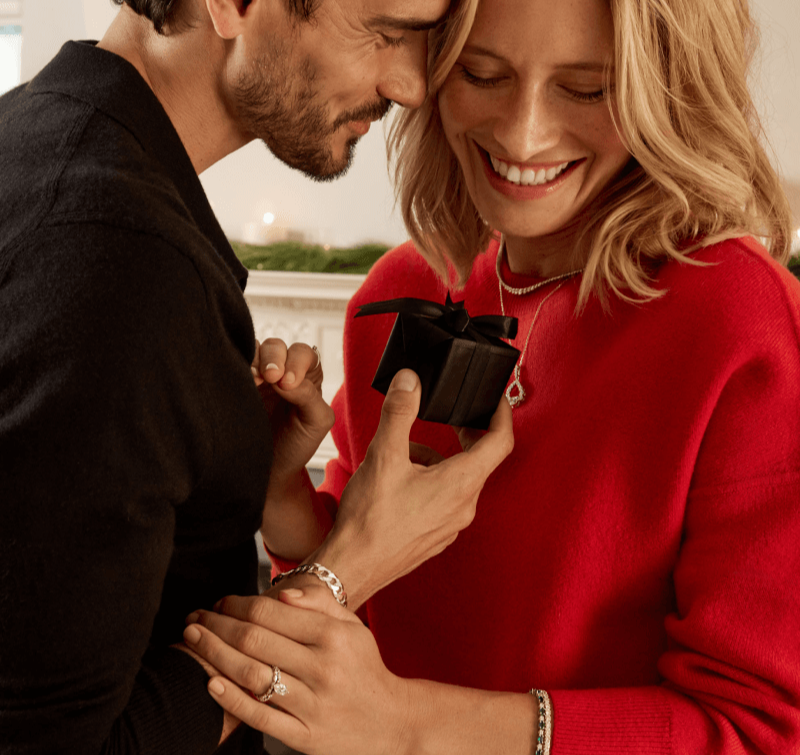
top-left (497, 241), bottom-right (583, 408)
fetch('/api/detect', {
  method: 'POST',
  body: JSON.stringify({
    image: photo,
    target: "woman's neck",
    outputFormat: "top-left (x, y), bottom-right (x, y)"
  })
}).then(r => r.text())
top-left (504, 223), bottom-right (584, 279)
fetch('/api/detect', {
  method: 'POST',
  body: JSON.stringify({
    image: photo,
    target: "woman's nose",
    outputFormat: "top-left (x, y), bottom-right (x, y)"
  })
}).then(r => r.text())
top-left (492, 88), bottom-right (561, 162)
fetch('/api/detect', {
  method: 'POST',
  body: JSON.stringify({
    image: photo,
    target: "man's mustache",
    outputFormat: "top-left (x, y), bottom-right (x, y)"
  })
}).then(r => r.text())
top-left (332, 98), bottom-right (394, 131)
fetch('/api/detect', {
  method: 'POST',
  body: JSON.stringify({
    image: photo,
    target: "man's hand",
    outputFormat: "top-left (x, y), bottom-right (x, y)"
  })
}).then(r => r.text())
top-left (183, 585), bottom-right (413, 755)
top-left (309, 368), bottom-right (514, 609)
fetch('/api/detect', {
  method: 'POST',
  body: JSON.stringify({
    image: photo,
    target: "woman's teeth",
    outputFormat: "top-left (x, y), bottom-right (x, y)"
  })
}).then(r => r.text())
top-left (489, 155), bottom-right (571, 186)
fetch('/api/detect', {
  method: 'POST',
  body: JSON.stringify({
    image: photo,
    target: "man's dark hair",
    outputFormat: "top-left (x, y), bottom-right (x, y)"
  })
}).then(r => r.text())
top-left (111, 0), bottom-right (319, 35)
top-left (110, 0), bottom-right (180, 34)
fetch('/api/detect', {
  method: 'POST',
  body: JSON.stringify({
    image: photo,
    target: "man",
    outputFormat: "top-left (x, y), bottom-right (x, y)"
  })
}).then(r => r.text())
top-left (0, 0), bottom-right (510, 753)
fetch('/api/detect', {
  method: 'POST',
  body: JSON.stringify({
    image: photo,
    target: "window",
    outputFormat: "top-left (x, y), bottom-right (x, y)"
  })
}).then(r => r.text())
top-left (0, 24), bottom-right (22, 95)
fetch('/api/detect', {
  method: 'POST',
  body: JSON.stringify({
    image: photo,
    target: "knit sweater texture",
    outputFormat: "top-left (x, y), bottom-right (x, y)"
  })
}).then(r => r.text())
top-left (275, 236), bottom-right (800, 754)
top-left (0, 43), bottom-right (270, 755)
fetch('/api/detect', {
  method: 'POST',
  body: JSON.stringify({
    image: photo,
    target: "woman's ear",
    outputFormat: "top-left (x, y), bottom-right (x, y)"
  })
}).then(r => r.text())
top-left (205, 0), bottom-right (250, 40)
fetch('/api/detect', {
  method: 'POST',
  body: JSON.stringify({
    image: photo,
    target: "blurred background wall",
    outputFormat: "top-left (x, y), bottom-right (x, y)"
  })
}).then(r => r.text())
top-left (2, 0), bottom-right (799, 247)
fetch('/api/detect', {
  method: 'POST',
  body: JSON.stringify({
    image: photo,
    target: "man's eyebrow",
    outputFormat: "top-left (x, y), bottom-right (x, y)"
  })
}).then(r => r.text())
top-left (368, 14), bottom-right (443, 32)
top-left (461, 45), bottom-right (611, 73)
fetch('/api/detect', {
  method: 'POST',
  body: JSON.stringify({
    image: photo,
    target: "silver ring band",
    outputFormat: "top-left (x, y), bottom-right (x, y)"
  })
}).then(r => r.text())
top-left (254, 664), bottom-right (288, 703)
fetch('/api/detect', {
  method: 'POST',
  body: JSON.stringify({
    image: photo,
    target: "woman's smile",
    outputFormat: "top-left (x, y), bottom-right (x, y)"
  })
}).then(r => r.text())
top-left (476, 141), bottom-right (586, 200)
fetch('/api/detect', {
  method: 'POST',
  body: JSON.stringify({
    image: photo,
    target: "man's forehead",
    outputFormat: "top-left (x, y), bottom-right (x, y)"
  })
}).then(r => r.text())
top-left (358, 0), bottom-right (451, 28)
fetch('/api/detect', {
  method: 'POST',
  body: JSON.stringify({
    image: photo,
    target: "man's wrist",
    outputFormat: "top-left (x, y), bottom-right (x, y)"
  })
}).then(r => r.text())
top-left (306, 521), bottom-right (375, 611)
top-left (272, 562), bottom-right (347, 606)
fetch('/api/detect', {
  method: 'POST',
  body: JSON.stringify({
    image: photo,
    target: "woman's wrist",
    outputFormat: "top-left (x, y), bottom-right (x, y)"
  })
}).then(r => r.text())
top-left (393, 679), bottom-right (539, 755)
top-left (261, 468), bottom-right (333, 560)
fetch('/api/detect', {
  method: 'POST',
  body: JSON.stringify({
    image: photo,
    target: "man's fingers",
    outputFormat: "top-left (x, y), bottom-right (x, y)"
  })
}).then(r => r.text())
top-left (369, 369), bottom-right (421, 460)
top-left (452, 396), bottom-right (514, 476)
top-left (409, 442), bottom-right (445, 467)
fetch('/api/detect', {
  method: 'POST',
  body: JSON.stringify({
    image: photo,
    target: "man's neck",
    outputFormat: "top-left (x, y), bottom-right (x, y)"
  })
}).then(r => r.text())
top-left (97, 4), bottom-right (250, 173)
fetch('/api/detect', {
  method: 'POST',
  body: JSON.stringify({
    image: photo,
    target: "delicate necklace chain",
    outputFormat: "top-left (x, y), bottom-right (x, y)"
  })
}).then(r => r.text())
top-left (496, 240), bottom-right (583, 298)
top-left (497, 240), bottom-right (583, 408)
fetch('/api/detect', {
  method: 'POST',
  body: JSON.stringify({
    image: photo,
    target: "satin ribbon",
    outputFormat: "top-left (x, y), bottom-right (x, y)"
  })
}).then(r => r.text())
top-left (356, 293), bottom-right (518, 341)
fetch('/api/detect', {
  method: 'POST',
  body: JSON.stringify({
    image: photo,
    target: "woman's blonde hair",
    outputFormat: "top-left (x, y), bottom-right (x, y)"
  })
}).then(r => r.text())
top-left (388, 0), bottom-right (793, 306)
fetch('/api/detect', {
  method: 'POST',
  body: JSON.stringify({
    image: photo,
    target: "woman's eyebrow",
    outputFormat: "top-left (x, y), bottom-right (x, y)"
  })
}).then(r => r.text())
top-left (460, 45), bottom-right (611, 74)
top-left (554, 62), bottom-right (610, 73)
top-left (460, 44), bottom-right (510, 63)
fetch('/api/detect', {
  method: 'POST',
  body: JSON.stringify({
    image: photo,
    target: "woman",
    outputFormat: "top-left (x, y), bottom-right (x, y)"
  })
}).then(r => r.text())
top-left (185, 0), bottom-right (800, 752)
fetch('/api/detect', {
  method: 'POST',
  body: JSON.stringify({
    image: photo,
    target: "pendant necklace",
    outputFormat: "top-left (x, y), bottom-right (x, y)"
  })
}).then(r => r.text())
top-left (496, 240), bottom-right (583, 408)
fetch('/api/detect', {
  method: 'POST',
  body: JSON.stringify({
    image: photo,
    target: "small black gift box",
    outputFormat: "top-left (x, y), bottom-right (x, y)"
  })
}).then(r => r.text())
top-left (356, 294), bottom-right (520, 430)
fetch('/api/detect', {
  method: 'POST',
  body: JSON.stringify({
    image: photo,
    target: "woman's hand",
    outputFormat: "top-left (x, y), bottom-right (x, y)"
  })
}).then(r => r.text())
top-left (252, 339), bottom-right (336, 558)
top-left (252, 338), bottom-right (334, 477)
top-left (183, 585), bottom-right (414, 755)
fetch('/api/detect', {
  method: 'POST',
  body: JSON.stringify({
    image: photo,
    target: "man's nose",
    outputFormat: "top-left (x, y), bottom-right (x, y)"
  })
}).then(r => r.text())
top-left (377, 38), bottom-right (428, 110)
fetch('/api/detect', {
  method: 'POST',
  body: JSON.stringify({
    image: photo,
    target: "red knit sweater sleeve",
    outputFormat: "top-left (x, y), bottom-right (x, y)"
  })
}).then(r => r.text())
top-left (551, 247), bottom-right (800, 754)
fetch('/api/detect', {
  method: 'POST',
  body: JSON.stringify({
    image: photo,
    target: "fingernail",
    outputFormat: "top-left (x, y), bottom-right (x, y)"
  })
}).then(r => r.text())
top-left (186, 612), bottom-right (200, 624)
top-left (392, 370), bottom-right (416, 392)
top-left (281, 588), bottom-right (303, 598)
top-left (251, 366), bottom-right (258, 377)
top-left (283, 372), bottom-right (296, 384)
top-left (184, 625), bottom-right (201, 644)
top-left (209, 678), bottom-right (225, 696)
top-left (265, 363), bottom-right (279, 372)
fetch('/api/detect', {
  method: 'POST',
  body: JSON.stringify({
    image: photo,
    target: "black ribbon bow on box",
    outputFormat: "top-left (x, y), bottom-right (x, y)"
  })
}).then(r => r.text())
top-left (356, 294), bottom-right (520, 430)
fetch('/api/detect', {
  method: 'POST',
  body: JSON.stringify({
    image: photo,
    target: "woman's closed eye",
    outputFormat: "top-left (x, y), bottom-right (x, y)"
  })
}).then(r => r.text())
top-left (458, 66), bottom-right (505, 88)
top-left (562, 87), bottom-right (607, 103)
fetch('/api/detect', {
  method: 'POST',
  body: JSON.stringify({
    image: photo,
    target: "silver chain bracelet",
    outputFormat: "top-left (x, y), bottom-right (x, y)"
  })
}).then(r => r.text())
top-left (271, 562), bottom-right (348, 607)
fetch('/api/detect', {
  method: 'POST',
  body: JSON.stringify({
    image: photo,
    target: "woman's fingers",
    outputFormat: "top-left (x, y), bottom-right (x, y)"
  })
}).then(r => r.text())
top-left (206, 676), bottom-right (313, 752)
top-left (275, 585), bottom-right (360, 623)
top-left (183, 617), bottom-right (310, 702)
top-left (186, 609), bottom-right (310, 676)
top-left (251, 339), bottom-right (266, 386)
top-left (202, 591), bottom-right (331, 647)
top-left (192, 587), bottom-right (405, 755)
top-left (258, 339), bottom-right (320, 389)
top-left (255, 338), bottom-right (288, 384)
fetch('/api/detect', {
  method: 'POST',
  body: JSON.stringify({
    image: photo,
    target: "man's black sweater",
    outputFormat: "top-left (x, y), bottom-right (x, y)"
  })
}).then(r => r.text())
top-left (0, 42), bottom-right (272, 754)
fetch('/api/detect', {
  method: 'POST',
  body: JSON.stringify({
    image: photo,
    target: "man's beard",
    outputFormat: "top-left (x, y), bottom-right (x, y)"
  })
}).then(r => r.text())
top-left (232, 45), bottom-right (392, 182)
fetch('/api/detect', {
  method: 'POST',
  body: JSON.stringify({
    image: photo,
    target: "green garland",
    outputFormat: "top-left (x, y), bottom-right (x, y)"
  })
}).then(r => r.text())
top-left (231, 240), bottom-right (389, 274)
top-left (789, 254), bottom-right (800, 281)
top-left (232, 239), bottom-right (800, 281)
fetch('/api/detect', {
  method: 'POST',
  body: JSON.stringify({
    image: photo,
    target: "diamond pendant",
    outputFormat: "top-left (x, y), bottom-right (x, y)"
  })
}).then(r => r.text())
top-left (505, 366), bottom-right (526, 408)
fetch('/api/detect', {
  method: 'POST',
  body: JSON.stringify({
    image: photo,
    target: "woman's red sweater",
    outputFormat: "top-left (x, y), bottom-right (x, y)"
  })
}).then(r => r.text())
top-left (275, 236), bottom-right (800, 754)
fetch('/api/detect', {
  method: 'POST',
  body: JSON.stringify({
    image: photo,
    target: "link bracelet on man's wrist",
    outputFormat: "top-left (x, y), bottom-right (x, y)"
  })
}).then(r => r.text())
top-left (272, 562), bottom-right (348, 607)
